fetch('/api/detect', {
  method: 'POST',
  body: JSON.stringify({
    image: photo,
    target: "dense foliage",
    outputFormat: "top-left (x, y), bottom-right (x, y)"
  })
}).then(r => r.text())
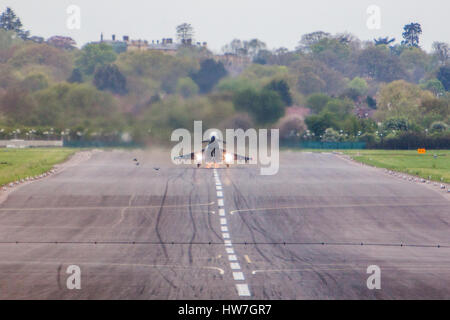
top-left (0, 7), bottom-right (448, 147)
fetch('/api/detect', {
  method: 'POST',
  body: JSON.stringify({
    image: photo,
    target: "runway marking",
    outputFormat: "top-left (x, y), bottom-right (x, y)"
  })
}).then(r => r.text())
top-left (228, 255), bottom-right (238, 261)
top-left (233, 272), bottom-right (245, 281)
top-left (230, 262), bottom-right (241, 270)
top-left (244, 255), bottom-right (252, 264)
top-left (236, 284), bottom-right (251, 297)
top-left (0, 202), bottom-right (216, 212)
top-left (229, 202), bottom-right (448, 215)
top-left (214, 170), bottom-right (251, 298)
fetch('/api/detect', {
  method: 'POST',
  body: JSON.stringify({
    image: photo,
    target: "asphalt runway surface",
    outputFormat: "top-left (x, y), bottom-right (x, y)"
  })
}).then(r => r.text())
top-left (0, 149), bottom-right (449, 299)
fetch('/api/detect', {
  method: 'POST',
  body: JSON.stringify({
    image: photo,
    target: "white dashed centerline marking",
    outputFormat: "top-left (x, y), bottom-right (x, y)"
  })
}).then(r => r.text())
top-left (228, 255), bottom-right (238, 261)
top-left (213, 170), bottom-right (251, 298)
top-left (233, 272), bottom-right (245, 281)
top-left (230, 262), bottom-right (241, 270)
top-left (236, 284), bottom-right (251, 297)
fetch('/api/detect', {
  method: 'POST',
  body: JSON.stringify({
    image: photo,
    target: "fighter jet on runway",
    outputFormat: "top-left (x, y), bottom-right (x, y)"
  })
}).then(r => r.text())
top-left (174, 135), bottom-right (251, 168)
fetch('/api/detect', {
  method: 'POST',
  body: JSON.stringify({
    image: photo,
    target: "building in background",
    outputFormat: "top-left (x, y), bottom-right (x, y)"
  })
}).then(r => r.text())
top-left (94, 34), bottom-right (207, 55)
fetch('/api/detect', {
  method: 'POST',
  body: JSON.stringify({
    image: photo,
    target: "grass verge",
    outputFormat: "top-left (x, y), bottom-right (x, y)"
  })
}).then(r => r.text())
top-left (335, 150), bottom-right (449, 183)
top-left (0, 148), bottom-right (77, 186)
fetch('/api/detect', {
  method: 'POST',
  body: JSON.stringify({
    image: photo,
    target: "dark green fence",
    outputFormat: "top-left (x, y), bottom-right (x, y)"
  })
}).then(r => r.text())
top-left (296, 141), bottom-right (366, 149)
top-left (63, 140), bottom-right (143, 148)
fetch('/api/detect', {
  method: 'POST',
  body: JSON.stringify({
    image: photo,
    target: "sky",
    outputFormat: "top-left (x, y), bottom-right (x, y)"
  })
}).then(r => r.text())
top-left (2, 0), bottom-right (449, 53)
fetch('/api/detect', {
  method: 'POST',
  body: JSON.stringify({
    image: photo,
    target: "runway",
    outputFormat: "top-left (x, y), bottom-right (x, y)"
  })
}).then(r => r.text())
top-left (0, 149), bottom-right (448, 299)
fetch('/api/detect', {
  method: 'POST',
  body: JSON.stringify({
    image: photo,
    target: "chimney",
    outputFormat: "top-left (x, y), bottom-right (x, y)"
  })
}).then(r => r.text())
top-left (100, 33), bottom-right (104, 42)
top-left (112, 34), bottom-right (116, 41)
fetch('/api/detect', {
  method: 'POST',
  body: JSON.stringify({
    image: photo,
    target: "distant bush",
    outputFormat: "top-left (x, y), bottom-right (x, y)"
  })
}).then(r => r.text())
top-left (373, 132), bottom-right (450, 149)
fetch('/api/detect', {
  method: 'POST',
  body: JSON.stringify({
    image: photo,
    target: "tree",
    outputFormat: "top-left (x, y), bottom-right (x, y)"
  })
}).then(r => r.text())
top-left (374, 37), bottom-right (395, 46)
top-left (306, 93), bottom-right (331, 113)
top-left (175, 77), bottom-right (199, 98)
top-left (357, 45), bottom-right (407, 82)
top-left (432, 42), bottom-right (449, 66)
top-left (376, 80), bottom-right (433, 121)
top-left (297, 31), bottom-right (331, 52)
top-left (322, 128), bottom-right (340, 142)
top-left (430, 121), bottom-right (448, 133)
top-left (0, 7), bottom-right (29, 39)
top-left (67, 68), bottom-right (83, 83)
top-left (437, 65), bottom-right (450, 91)
top-left (46, 36), bottom-right (76, 50)
top-left (383, 118), bottom-right (409, 131)
top-left (76, 43), bottom-right (117, 75)
top-left (278, 115), bottom-right (306, 140)
top-left (420, 79), bottom-right (445, 97)
top-left (264, 79), bottom-right (292, 106)
top-left (347, 77), bottom-right (368, 96)
top-left (176, 23), bottom-right (194, 45)
top-left (93, 64), bottom-right (127, 95)
top-left (190, 59), bottom-right (227, 93)
top-left (233, 88), bottom-right (285, 124)
top-left (222, 38), bottom-right (267, 59)
top-left (401, 23), bottom-right (422, 47)
top-left (305, 111), bottom-right (339, 137)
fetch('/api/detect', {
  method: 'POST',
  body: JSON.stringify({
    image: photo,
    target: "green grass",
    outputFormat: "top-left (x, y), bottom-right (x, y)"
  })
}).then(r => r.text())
top-left (341, 150), bottom-right (449, 183)
top-left (0, 148), bottom-right (77, 186)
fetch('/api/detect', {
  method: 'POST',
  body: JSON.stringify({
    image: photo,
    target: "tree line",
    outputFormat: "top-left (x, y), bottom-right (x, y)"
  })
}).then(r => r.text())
top-left (0, 7), bottom-right (448, 148)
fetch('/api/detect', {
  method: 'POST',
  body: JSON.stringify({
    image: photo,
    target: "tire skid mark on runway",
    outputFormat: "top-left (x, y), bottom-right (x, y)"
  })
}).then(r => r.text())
top-left (154, 170), bottom-right (187, 261)
top-left (187, 169), bottom-right (198, 264)
top-left (227, 177), bottom-right (273, 264)
top-left (225, 170), bottom-right (345, 290)
top-left (155, 180), bottom-right (170, 260)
